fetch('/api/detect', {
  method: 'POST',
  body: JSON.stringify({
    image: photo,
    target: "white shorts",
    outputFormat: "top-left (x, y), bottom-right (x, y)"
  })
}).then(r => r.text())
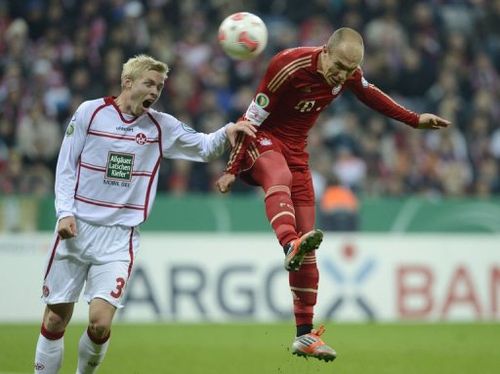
top-left (42, 218), bottom-right (140, 308)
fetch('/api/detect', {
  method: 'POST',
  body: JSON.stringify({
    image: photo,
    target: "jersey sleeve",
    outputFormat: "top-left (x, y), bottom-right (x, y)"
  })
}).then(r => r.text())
top-left (346, 69), bottom-right (420, 128)
top-left (54, 102), bottom-right (92, 220)
top-left (225, 51), bottom-right (296, 175)
top-left (160, 115), bottom-right (229, 162)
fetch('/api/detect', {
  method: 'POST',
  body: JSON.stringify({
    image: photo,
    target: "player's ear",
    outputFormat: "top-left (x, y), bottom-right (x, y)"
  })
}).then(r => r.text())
top-left (123, 76), bottom-right (133, 89)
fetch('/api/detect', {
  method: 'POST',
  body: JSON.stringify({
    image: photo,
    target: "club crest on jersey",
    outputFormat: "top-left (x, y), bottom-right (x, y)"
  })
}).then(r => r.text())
top-left (332, 85), bottom-right (342, 95)
top-left (255, 93), bottom-right (269, 108)
top-left (361, 76), bottom-right (369, 88)
top-left (42, 285), bottom-right (50, 297)
top-left (259, 137), bottom-right (272, 146)
top-left (135, 133), bottom-right (147, 145)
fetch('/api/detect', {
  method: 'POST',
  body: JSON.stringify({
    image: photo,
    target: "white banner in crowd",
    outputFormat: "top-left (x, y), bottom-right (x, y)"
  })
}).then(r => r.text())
top-left (0, 233), bottom-right (499, 322)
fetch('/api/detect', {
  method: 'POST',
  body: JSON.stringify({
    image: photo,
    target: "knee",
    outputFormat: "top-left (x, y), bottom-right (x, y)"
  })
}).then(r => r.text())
top-left (88, 319), bottom-right (111, 339)
top-left (272, 168), bottom-right (293, 187)
top-left (44, 309), bottom-right (71, 332)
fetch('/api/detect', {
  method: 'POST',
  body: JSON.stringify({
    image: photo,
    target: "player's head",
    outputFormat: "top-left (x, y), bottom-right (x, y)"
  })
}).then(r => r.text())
top-left (320, 27), bottom-right (364, 86)
top-left (120, 54), bottom-right (169, 116)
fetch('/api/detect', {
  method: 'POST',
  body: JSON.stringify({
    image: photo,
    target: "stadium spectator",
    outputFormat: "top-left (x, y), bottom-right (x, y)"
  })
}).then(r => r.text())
top-left (33, 54), bottom-right (256, 373)
top-left (0, 1), bottom-right (498, 198)
top-left (215, 27), bottom-right (449, 362)
top-left (318, 174), bottom-right (359, 231)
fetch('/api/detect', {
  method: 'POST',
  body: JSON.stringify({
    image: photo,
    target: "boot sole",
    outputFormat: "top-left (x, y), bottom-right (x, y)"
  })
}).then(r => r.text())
top-left (284, 230), bottom-right (323, 271)
top-left (292, 350), bottom-right (337, 362)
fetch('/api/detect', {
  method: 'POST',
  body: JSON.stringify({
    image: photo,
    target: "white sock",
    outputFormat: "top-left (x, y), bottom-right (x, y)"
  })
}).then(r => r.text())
top-left (76, 329), bottom-right (110, 374)
top-left (34, 334), bottom-right (64, 373)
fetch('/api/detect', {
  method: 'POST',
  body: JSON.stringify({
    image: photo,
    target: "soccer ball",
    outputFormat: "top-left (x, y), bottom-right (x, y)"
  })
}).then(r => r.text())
top-left (218, 12), bottom-right (268, 60)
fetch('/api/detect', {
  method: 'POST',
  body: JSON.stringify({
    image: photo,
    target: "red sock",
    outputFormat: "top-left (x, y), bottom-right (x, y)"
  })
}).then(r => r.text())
top-left (41, 324), bottom-right (65, 340)
top-left (87, 327), bottom-right (111, 345)
top-left (289, 254), bottom-right (319, 326)
top-left (264, 185), bottom-right (298, 246)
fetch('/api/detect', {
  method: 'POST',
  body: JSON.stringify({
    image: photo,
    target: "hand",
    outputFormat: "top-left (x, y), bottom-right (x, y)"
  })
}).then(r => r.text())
top-left (417, 113), bottom-right (451, 130)
top-left (225, 120), bottom-right (257, 147)
top-left (57, 216), bottom-right (78, 239)
top-left (216, 173), bottom-right (236, 193)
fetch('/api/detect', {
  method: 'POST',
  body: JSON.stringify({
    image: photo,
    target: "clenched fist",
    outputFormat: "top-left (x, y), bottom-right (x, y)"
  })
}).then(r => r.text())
top-left (216, 173), bottom-right (236, 193)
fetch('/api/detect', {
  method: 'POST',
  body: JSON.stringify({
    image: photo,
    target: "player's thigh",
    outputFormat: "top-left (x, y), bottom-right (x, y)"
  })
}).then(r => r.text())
top-left (43, 303), bottom-right (75, 331)
top-left (84, 260), bottom-right (131, 309)
top-left (249, 151), bottom-right (292, 189)
top-left (84, 223), bottom-right (139, 308)
top-left (89, 298), bottom-right (117, 330)
top-left (42, 238), bottom-right (89, 305)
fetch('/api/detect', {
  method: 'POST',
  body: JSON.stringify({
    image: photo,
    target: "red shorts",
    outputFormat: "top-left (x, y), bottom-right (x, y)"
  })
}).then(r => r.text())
top-left (239, 130), bottom-right (315, 206)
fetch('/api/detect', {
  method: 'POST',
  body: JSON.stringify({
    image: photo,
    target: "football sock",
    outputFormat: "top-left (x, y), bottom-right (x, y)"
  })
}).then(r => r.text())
top-left (290, 254), bottom-right (319, 331)
top-left (76, 327), bottom-right (110, 374)
top-left (264, 185), bottom-right (298, 246)
top-left (296, 324), bottom-right (313, 337)
top-left (34, 325), bottom-right (65, 373)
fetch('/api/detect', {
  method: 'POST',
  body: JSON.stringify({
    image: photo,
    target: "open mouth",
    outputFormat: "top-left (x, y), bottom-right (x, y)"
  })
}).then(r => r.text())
top-left (143, 99), bottom-right (154, 109)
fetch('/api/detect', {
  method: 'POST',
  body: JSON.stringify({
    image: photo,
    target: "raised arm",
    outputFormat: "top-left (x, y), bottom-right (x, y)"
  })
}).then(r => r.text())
top-left (347, 69), bottom-right (450, 129)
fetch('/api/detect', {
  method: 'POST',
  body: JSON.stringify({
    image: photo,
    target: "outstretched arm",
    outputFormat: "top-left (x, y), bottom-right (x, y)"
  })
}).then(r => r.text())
top-left (225, 120), bottom-right (257, 147)
top-left (348, 70), bottom-right (451, 129)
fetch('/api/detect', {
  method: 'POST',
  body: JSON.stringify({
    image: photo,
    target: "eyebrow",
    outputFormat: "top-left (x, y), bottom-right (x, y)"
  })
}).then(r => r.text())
top-left (145, 78), bottom-right (163, 86)
top-left (336, 61), bottom-right (357, 71)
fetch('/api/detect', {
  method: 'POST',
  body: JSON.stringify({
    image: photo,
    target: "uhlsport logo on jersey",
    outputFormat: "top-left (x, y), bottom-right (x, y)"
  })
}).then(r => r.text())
top-left (106, 152), bottom-right (134, 181)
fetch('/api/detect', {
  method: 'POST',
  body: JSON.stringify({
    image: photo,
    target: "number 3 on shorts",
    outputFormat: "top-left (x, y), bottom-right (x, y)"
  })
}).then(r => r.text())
top-left (111, 277), bottom-right (126, 298)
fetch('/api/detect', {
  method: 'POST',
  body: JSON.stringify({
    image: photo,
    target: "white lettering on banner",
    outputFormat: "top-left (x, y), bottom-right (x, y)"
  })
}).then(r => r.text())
top-left (0, 234), bottom-right (499, 322)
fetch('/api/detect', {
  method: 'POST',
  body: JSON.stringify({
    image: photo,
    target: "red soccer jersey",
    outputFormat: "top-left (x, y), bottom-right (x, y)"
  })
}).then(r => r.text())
top-left (226, 47), bottom-right (420, 175)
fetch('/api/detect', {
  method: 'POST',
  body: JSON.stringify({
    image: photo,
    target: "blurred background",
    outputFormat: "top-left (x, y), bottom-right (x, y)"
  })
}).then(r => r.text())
top-left (0, 2), bottom-right (499, 372)
top-left (0, 0), bottom-right (499, 230)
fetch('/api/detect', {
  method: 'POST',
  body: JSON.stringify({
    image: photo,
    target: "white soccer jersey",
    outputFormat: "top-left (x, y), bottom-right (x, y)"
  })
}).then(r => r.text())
top-left (55, 96), bottom-right (229, 227)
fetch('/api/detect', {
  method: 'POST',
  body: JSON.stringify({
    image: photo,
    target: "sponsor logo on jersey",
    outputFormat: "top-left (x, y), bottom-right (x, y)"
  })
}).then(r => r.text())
top-left (332, 85), bottom-right (342, 95)
top-left (361, 76), bottom-right (369, 88)
top-left (135, 133), bottom-right (147, 145)
top-left (105, 152), bottom-right (134, 181)
top-left (255, 93), bottom-right (270, 108)
top-left (65, 122), bottom-right (75, 136)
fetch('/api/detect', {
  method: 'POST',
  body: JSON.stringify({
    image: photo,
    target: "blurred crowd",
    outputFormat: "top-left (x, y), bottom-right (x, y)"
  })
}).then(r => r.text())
top-left (0, 0), bottom-right (499, 199)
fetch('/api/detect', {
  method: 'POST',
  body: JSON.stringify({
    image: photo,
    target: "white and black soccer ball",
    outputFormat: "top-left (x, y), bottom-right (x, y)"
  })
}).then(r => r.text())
top-left (218, 12), bottom-right (268, 60)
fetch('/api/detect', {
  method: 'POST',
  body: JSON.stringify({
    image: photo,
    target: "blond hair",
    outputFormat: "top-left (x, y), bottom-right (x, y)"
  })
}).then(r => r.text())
top-left (121, 54), bottom-right (169, 88)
